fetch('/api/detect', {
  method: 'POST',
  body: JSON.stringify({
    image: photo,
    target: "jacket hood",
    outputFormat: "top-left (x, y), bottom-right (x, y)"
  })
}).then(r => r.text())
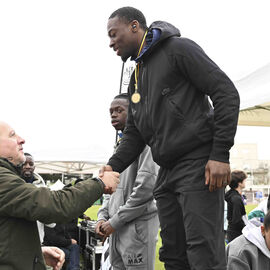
top-left (138, 21), bottom-right (180, 60)
top-left (225, 188), bottom-right (239, 203)
top-left (149, 21), bottom-right (180, 41)
top-left (243, 223), bottom-right (270, 258)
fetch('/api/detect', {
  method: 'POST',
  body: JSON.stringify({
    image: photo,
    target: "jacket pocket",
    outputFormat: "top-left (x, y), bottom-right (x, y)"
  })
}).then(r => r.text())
top-left (134, 220), bottom-right (148, 244)
top-left (161, 87), bottom-right (184, 120)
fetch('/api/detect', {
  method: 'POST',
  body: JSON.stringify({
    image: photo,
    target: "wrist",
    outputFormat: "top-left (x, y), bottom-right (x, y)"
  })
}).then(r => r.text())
top-left (92, 177), bottom-right (106, 190)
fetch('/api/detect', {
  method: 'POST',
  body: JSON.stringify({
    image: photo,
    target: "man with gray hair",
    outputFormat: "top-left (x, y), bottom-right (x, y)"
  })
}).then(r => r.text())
top-left (0, 121), bottom-right (119, 270)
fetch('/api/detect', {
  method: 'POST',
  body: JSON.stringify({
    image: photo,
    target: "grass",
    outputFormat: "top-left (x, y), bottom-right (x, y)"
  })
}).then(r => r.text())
top-left (84, 203), bottom-right (258, 270)
top-left (245, 204), bottom-right (257, 214)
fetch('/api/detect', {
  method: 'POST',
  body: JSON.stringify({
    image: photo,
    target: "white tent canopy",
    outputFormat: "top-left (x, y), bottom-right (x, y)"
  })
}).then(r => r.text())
top-left (236, 63), bottom-right (270, 126)
top-left (35, 160), bottom-right (101, 175)
top-left (34, 146), bottom-right (109, 175)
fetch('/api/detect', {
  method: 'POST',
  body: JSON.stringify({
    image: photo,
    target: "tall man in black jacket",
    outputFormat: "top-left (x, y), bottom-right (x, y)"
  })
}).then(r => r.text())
top-left (101, 6), bottom-right (240, 270)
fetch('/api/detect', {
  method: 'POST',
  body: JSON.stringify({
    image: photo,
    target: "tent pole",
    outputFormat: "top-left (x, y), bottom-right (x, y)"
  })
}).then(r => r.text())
top-left (115, 62), bottom-right (125, 143)
top-left (119, 62), bottom-right (125, 94)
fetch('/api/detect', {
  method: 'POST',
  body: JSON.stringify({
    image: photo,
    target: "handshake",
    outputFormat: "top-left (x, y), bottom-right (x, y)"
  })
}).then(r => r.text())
top-left (98, 165), bottom-right (120, 194)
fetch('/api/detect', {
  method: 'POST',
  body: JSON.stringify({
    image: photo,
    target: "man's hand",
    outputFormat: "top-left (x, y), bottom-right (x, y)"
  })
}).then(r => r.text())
top-left (100, 171), bottom-right (120, 194)
top-left (99, 165), bottom-right (113, 177)
top-left (100, 221), bottom-right (115, 236)
top-left (95, 220), bottom-right (106, 236)
top-left (42, 246), bottom-right (65, 270)
top-left (71, 239), bottom-right (77, 245)
top-left (205, 160), bottom-right (231, 192)
top-left (83, 214), bottom-right (91, 221)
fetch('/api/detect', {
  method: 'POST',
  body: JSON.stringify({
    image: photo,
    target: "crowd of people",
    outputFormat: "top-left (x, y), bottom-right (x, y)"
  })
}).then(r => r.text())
top-left (0, 5), bottom-right (269, 270)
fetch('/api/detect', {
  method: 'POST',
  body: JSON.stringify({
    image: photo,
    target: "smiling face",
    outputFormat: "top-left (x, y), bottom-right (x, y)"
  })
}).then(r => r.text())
top-left (21, 155), bottom-right (35, 180)
top-left (107, 16), bottom-right (142, 62)
top-left (109, 98), bottom-right (129, 131)
top-left (0, 122), bottom-right (26, 166)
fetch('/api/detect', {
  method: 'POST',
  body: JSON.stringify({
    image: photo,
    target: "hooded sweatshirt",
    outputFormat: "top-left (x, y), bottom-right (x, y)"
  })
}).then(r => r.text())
top-left (227, 223), bottom-right (270, 269)
top-left (225, 189), bottom-right (246, 232)
top-left (98, 146), bottom-right (158, 229)
top-left (108, 21), bottom-right (239, 172)
top-left (248, 198), bottom-right (269, 226)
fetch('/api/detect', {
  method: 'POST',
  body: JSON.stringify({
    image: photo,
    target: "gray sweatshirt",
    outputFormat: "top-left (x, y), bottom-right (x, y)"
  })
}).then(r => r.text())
top-left (98, 146), bottom-right (159, 229)
top-left (227, 223), bottom-right (270, 269)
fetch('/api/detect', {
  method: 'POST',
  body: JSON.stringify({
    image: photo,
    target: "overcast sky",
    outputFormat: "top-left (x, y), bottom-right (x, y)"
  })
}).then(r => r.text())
top-left (0, 0), bottom-right (270, 162)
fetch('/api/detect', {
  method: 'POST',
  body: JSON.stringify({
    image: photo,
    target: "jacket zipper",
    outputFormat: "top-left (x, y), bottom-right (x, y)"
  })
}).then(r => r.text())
top-left (141, 62), bottom-right (158, 157)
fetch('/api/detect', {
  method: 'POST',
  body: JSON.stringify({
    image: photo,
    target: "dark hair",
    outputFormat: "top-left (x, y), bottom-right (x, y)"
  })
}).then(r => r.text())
top-left (264, 210), bottom-right (270, 231)
top-left (24, 153), bottom-right (32, 157)
top-left (114, 93), bottom-right (129, 101)
top-left (109, 7), bottom-right (147, 30)
top-left (229, 170), bottom-right (247, 189)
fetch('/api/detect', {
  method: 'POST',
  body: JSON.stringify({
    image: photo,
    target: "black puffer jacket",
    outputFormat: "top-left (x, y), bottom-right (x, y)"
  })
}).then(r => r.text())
top-left (108, 21), bottom-right (240, 171)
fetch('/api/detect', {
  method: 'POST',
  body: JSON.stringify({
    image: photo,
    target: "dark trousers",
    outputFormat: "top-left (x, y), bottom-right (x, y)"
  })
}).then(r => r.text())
top-left (153, 158), bottom-right (226, 270)
top-left (61, 244), bottom-right (80, 270)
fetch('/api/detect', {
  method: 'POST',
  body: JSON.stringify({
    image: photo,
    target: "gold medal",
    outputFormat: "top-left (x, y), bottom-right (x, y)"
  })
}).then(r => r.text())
top-left (131, 92), bottom-right (141, 103)
top-left (132, 31), bottom-right (147, 105)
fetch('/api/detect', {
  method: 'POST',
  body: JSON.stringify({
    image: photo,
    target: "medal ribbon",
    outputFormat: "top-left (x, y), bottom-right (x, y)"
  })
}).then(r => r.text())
top-left (134, 30), bottom-right (148, 92)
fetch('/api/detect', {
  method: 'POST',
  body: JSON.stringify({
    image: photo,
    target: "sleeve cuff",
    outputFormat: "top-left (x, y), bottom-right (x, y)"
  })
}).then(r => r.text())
top-left (92, 177), bottom-right (105, 190)
top-left (109, 215), bottom-right (123, 230)
top-left (209, 144), bottom-right (230, 163)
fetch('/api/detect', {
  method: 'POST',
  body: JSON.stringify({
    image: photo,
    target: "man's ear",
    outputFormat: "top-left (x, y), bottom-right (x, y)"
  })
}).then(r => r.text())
top-left (261, 225), bottom-right (265, 237)
top-left (130, 20), bottom-right (139, 32)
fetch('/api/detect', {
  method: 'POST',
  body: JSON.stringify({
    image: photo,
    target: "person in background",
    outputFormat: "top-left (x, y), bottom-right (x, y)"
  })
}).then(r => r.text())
top-left (227, 210), bottom-right (270, 270)
top-left (96, 93), bottom-right (159, 270)
top-left (101, 6), bottom-right (240, 270)
top-left (21, 153), bottom-right (44, 186)
top-left (43, 223), bottom-right (80, 270)
top-left (0, 121), bottom-right (119, 270)
top-left (225, 170), bottom-right (248, 242)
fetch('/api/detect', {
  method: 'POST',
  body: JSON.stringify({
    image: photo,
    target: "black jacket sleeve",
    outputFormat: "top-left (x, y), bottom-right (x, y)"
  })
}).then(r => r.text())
top-left (43, 224), bottom-right (71, 247)
top-left (172, 38), bottom-right (240, 162)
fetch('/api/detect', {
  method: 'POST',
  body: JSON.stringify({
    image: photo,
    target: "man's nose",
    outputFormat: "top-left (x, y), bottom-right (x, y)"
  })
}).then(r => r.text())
top-left (25, 163), bottom-right (31, 168)
top-left (17, 135), bottom-right (25, 145)
top-left (111, 111), bottom-right (117, 118)
top-left (109, 39), bottom-right (115, 48)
